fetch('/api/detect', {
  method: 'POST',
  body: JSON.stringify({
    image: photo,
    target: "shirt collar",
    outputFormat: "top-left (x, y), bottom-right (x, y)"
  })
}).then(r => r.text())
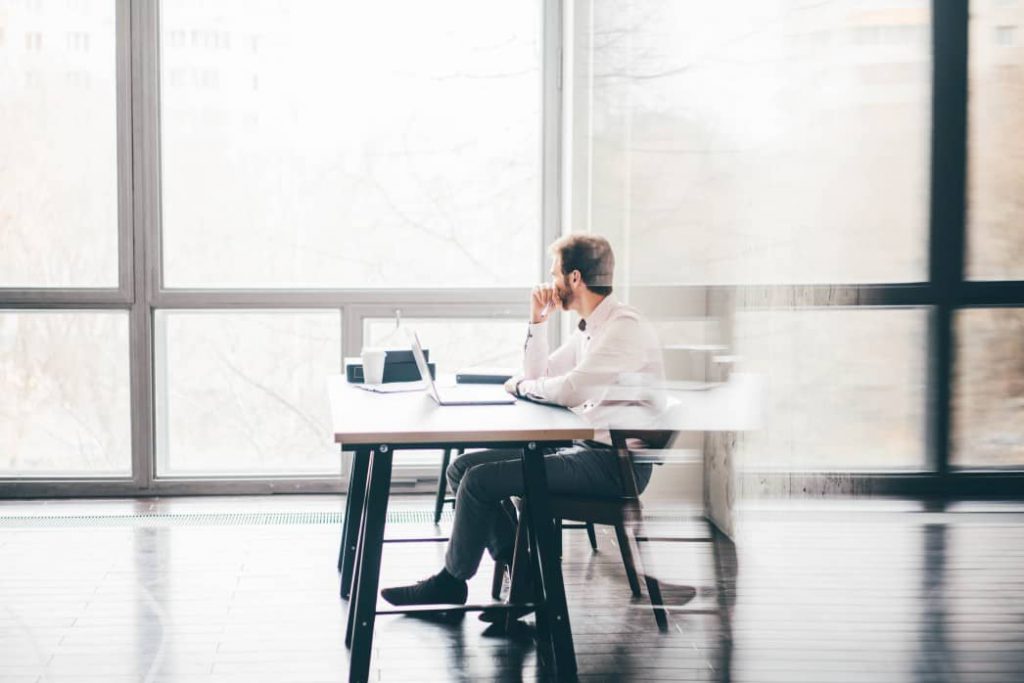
top-left (579, 295), bottom-right (617, 335)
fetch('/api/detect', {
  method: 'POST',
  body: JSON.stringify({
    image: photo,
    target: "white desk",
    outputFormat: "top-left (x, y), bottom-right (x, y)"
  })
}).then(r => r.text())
top-left (328, 377), bottom-right (592, 683)
top-left (328, 378), bottom-right (593, 446)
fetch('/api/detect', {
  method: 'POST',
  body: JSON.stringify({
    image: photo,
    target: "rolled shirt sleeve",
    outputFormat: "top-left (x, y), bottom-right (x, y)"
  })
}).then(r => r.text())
top-left (522, 320), bottom-right (577, 380)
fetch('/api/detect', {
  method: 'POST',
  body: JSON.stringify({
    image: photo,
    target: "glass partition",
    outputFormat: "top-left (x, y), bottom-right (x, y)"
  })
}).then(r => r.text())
top-left (576, 0), bottom-right (931, 285)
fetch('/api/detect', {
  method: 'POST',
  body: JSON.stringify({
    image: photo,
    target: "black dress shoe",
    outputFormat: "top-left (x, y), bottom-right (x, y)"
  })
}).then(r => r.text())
top-left (380, 570), bottom-right (468, 607)
top-left (478, 604), bottom-right (535, 623)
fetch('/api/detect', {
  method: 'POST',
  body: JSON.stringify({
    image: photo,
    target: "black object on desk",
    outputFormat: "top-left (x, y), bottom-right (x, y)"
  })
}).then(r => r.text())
top-left (345, 352), bottom-right (436, 384)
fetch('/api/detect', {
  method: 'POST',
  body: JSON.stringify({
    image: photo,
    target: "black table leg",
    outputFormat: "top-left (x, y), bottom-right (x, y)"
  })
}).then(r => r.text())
top-left (345, 449), bottom-right (377, 647)
top-left (339, 447), bottom-right (371, 597)
top-left (525, 503), bottom-right (553, 665)
top-left (347, 446), bottom-right (394, 683)
top-left (520, 442), bottom-right (578, 678)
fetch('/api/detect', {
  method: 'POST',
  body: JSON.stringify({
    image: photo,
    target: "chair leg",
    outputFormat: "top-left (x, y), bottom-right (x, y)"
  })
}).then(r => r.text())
top-left (554, 518), bottom-right (563, 559)
top-left (505, 501), bottom-right (533, 632)
top-left (622, 507), bottom-right (671, 633)
top-left (644, 573), bottom-right (669, 633)
top-left (433, 448), bottom-right (453, 525)
top-left (491, 500), bottom-right (516, 601)
top-left (491, 560), bottom-right (507, 601)
top-left (586, 522), bottom-right (599, 551)
top-left (614, 522), bottom-right (642, 597)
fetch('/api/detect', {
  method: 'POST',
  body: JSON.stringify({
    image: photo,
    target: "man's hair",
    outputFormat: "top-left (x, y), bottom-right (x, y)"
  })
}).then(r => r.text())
top-left (549, 234), bottom-right (614, 296)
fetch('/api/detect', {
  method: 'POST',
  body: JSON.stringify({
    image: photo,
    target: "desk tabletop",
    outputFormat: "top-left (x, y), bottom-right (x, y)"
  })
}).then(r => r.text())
top-left (327, 376), bottom-right (594, 447)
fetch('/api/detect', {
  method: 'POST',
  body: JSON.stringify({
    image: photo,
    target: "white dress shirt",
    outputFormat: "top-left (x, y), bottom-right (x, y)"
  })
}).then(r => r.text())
top-left (516, 295), bottom-right (665, 445)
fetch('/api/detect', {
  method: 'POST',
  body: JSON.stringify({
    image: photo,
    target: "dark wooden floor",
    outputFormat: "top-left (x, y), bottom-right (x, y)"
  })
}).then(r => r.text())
top-left (0, 496), bottom-right (1022, 682)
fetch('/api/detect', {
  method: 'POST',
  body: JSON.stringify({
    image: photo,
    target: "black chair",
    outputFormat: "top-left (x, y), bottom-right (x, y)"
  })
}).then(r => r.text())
top-left (496, 427), bottom-right (712, 632)
top-left (434, 447), bottom-right (599, 552)
top-left (432, 447), bottom-right (461, 524)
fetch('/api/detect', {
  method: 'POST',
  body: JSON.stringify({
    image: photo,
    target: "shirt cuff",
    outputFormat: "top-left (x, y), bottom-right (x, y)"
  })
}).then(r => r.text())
top-left (517, 379), bottom-right (539, 399)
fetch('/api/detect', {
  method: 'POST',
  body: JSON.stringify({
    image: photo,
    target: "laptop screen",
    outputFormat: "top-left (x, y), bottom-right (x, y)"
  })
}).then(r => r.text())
top-left (407, 330), bottom-right (440, 401)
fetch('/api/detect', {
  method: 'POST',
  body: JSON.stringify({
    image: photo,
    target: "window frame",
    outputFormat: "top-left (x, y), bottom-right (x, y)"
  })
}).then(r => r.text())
top-left (2, 0), bottom-right (1024, 499)
top-left (0, 0), bottom-right (562, 497)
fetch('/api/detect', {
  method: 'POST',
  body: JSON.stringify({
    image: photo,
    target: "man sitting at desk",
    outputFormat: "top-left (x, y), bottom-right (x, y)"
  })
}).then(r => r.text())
top-left (381, 234), bottom-right (664, 609)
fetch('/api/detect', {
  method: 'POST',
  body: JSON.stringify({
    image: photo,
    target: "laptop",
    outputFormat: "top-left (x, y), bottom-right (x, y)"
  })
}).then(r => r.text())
top-left (409, 331), bottom-right (516, 406)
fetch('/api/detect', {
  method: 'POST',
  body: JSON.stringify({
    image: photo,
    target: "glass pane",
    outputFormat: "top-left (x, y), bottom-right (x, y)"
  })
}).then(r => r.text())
top-left (160, 0), bottom-right (541, 288)
top-left (734, 308), bottom-right (927, 470)
top-left (0, 0), bottom-right (118, 287)
top-left (578, 1), bottom-right (930, 285)
top-left (967, 0), bottom-right (1024, 280)
top-left (953, 308), bottom-right (1024, 467)
top-left (0, 311), bottom-right (130, 476)
top-left (363, 318), bottom-right (524, 376)
top-left (155, 310), bottom-right (341, 476)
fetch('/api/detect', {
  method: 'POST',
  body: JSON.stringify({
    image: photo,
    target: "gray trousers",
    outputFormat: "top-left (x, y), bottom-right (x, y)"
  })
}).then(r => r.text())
top-left (443, 443), bottom-right (653, 581)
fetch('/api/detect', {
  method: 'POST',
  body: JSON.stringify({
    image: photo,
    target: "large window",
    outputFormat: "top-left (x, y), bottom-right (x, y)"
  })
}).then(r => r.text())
top-left (572, 0), bottom-right (935, 472)
top-left (0, 0), bottom-right (547, 492)
top-left (159, 0), bottom-right (542, 288)
top-left (1, 1), bottom-right (1021, 495)
top-left (957, 0), bottom-right (1024, 471)
top-left (574, 0), bottom-right (931, 286)
top-left (570, 0), bottom-right (1022, 481)
top-left (0, 0), bottom-right (119, 287)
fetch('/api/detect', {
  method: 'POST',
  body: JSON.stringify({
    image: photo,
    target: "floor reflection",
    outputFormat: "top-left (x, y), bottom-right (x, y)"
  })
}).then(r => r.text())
top-left (133, 525), bottom-right (170, 680)
top-left (1, 496), bottom-right (1022, 681)
top-left (916, 519), bottom-right (953, 681)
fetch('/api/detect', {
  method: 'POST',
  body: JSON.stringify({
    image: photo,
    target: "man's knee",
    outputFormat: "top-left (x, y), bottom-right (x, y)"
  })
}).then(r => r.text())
top-left (458, 463), bottom-right (501, 504)
top-left (446, 457), bottom-right (467, 493)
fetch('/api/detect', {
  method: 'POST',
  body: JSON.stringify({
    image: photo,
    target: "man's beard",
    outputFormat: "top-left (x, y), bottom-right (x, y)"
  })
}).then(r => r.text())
top-left (555, 277), bottom-right (573, 310)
